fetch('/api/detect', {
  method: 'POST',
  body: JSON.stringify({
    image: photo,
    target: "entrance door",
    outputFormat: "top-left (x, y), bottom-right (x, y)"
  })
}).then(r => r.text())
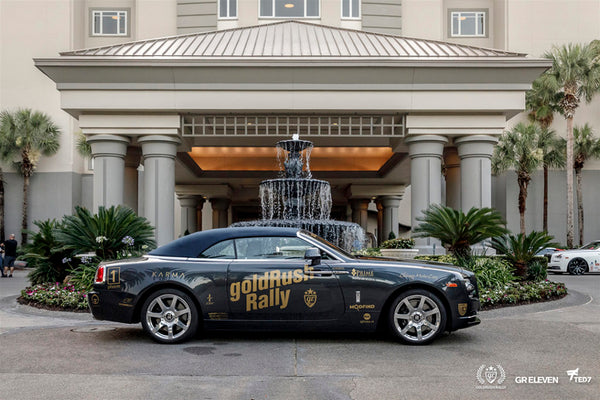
top-left (227, 235), bottom-right (345, 320)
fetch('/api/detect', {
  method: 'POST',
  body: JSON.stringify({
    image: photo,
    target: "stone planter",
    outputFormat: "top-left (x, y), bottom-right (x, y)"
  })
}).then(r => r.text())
top-left (380, 248), bottom-right (419, 259)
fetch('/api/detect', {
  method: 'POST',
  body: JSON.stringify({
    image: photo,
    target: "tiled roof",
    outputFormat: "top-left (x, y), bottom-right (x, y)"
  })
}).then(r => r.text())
top-left (61, 21), bottom-right (525, 58)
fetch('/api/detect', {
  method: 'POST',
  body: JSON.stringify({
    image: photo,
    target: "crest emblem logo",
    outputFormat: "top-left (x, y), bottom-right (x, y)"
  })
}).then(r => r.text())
top-left (304, 289), bottom-right (317, 308)
top-left (458, 303), bottom-right (468, 316)
top-left (476, 364), bottom-right (506, 389)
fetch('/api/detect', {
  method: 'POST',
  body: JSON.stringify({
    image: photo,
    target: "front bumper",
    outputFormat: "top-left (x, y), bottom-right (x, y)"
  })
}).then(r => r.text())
top-left (547, 263), bottom-right (564, 272)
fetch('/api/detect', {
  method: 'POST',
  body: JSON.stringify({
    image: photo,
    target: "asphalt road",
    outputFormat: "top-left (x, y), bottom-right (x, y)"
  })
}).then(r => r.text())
top-left (0, 271), bottom-right (599, 400)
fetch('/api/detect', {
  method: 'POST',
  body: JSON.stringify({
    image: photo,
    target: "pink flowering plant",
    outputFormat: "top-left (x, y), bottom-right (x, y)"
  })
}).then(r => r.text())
top-left (20, 283), bottom-right (89, 311)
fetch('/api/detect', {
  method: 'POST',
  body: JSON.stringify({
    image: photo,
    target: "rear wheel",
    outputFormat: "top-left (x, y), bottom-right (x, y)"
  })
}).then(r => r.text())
top-left (141, 288), bottom-right (199, 344)
top-left (567, 258), bottom-right (588, 275)
top-left (388, 289), bottom-right (447, 345)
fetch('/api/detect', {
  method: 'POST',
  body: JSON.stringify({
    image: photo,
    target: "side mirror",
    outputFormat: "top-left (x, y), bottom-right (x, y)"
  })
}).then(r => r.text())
top-left (304, 248), bottom-right (321, 266)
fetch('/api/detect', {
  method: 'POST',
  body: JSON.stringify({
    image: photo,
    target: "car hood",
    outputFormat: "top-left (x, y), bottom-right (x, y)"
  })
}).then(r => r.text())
top-left (353, 256), bottom-right (471, 276)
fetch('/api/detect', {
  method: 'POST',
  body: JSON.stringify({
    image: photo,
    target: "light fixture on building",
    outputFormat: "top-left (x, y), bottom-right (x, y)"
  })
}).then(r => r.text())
top-left (285, 3), bottom-right (295, 8)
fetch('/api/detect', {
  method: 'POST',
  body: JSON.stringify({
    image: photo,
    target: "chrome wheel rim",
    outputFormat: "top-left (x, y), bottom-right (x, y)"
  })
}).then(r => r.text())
top-left (569, 259), bottom-right (587, 275)
top-left (393, 295), bottom-right (441, 342)
top-left (146, 294), bottom-right (192, 341)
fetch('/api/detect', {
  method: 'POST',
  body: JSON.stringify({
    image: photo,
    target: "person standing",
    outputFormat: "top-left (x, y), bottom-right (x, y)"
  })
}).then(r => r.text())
top-left (1, 234), bottom-right (18, 278)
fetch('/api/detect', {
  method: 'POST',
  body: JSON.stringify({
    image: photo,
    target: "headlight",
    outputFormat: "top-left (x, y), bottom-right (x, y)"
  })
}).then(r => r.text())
top-left (464, 280), bottom-right (475, 292)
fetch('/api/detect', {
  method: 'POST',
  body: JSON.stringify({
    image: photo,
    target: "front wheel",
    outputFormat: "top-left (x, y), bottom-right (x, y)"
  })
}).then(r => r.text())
top-left (567, 258), bottom-right (588, 275)
top-left (141, 288), bottom-right (199, 344)
top-left (388, 289), bottom-right (447, 345)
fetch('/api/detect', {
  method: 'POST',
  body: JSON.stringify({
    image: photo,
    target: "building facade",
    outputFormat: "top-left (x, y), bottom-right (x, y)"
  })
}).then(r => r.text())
top-left (2, 0), bottom-right (600, 248)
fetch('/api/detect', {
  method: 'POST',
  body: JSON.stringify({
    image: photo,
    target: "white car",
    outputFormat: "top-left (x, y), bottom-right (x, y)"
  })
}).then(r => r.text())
top-left (548, 241), bottom-right (600, 275)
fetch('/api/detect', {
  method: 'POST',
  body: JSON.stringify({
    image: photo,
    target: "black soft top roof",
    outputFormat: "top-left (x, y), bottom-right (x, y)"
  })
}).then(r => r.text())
top-left (149, 227), bottom-right (300, 258)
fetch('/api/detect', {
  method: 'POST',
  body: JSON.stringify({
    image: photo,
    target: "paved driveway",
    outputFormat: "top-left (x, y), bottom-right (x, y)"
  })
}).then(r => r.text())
top-left (0, 271), bottom-right (598, 400)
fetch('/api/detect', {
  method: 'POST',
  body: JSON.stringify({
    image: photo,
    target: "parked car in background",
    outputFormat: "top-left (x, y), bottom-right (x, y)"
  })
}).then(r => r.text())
top-left (88, 227), bottom-right (480, 345)
top-left (548, 241), bottom-right (600, 275)
top-left (536, 247), bottom-right (564, 263)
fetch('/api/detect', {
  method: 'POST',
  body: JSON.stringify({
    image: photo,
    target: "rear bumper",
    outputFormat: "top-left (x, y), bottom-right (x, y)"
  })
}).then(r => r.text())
top-left (88, 289), bottom-right (136, 323)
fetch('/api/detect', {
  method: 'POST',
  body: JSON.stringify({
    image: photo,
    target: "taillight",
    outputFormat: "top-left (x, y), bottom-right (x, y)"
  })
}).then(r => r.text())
top-left (95, 265), bottom-right (105, 284)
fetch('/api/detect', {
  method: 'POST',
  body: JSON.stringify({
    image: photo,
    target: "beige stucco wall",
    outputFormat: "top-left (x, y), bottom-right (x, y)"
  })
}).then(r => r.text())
top-left (0, 0), bottom-right (79, 174)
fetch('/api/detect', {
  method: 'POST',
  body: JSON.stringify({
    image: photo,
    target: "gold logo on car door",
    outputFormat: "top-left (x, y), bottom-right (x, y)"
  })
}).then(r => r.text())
top-left (304, 289), bottom-right (317, 308)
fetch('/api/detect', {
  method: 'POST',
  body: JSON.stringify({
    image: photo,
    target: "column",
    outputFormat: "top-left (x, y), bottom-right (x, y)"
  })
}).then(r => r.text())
top-left (381, 196), bottom-right (402, 241)
top-left (444, 147), bottom-right (461, 210)
top-left (139, 135), bottom-right (181, 247)
top-left (178, 195), bottom-right (203, 235)
top-left (455, 135), bottom-right (498, 211)
top-left (124, 148), bottom-right (141, 213)
top-left (376, 200), bottom-right (384, 244)
top-left (211, 198), bottom-right (231, 229)
top-left (87, 134), bottom-right (130, 212)
top-left (405, 135), bottom-right (448, 253)
top-left (350, 199), bottom-right (370, 232)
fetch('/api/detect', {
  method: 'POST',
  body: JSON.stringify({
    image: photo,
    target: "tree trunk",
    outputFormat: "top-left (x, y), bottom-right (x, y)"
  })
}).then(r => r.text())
top-left (0, 167), bottom-right (4, 242)
top-left (543, 164), bottom-right (548, 233)
top-left (576, 168), bottom-right (584, 246)
top-left (517, 173), bottom-right (530, 235)
top-left (566, 116), bottom-right (575, 248)
top-left (21, 174), bottom-right (29, 244)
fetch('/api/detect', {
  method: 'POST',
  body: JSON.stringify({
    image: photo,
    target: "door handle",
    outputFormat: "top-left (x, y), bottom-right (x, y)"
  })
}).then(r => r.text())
top-left (331, 270), bottom-right (349, 275)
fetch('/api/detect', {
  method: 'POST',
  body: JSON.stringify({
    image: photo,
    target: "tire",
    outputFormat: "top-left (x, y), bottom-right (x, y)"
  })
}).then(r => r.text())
top-left (388, 289), bottom-right (447, 345)
top-left (141, 288), bottom-right (199, 344)
top-left (567, 258), bottom-right (588, 275)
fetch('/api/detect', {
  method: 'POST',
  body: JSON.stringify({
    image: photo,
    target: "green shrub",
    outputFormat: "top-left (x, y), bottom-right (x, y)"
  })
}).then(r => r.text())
top-left (20, 283), bottom-right (89, 311)
top-left (479, 280), bottom-right (567, 308)
top-left (380, 238), bottom-right (415, 249)
top-left (466, 257), bottom-right (516, 290)
top-left (491, 231), bottom-right (557, 278)
top-left (527, 259), bottom-right (548, 282)
top-left (55, 205), bottom-right (156, 259)
top-left (413, 204), bottom-right (508, 259)
top-left (21, 219), bottom-right (73, 285)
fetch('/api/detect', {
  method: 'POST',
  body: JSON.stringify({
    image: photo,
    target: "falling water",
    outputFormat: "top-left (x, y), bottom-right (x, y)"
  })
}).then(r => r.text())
top-left (231, 137), bottom-right (365, 251)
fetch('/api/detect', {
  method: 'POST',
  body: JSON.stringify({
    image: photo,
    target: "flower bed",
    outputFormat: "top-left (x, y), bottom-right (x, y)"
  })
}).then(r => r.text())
top-left (18, 283), bottom-right (89, 312)
top-left (480, 280), bottom-right (567, 310)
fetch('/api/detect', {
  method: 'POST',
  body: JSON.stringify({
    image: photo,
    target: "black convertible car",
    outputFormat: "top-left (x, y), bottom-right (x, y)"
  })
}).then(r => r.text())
top-left (89, 227), bottom-right (480, 345)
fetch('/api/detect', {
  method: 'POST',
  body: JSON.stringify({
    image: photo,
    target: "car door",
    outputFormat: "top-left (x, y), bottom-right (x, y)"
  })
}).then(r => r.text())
top-left (227, 235), bottom-right (345, 321)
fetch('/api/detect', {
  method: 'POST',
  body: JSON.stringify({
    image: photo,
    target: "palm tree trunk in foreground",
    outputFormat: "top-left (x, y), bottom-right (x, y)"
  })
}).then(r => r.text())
top-left (543, 165), bottom-right (549, 233)
top-left (566, 116), bottom-right (575, 248)
top-left (576, 169), bottom-right (584, 246)
top-left (21, 174), bottom-right (29, 244)
top-left (0, 167), bottom-right (4, 242)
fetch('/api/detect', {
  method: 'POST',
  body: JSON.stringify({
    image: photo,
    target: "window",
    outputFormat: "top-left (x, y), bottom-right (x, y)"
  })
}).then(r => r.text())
top-left (342, 0), bottom-right (360, 19)
top-left (260, 0), bottom-right (319, 18)
top-left (92, 10), bottom-right (128, 36)
top-left (219, 0), bottom-right (237, 19)
top-left (200, 240), bottom-right (236, 259)
top-left (235, 237), bottom-right (314, 259)
top-left (450, 11), bottom-right (486, 37)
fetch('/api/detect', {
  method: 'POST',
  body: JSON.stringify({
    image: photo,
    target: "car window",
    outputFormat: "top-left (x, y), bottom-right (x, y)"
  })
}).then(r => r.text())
top-left (199, 239), bottom-right (236, 259)
top-left (580, 241), bottom-right (600, 250)
top-left (235, 236), bottom-right (316, 259)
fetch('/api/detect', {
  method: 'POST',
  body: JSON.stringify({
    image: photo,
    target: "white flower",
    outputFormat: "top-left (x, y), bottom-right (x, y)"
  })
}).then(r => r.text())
top-left (95, 236), bottom-right (108, 243)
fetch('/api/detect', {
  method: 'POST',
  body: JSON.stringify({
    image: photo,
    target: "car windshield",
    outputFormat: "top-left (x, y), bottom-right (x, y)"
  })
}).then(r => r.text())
top-left (298, 230), bottom-right (355, 259)
top-left (579, 241), bottom-right (600, 250)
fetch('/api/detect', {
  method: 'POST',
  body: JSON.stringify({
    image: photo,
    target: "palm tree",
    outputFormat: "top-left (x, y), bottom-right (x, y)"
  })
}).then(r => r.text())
top-left (0, 127), bottom-right (13, 242)
top-left (537, 127), bottom-right (566, 232)
top-left (492, 122), bottom-right (544, 235)
top-left (413, 204), bottom-right (508, 259)
top-left (491, 231), bottom-right (558, 278)
top-left (542, 43), bottom-right (600, 247)
top-left (526, 77), bottom-right (565, 232)
top-left (573, 124), bottom-right (600, 245)
top-left (0, 109), bottom-right (61, 244)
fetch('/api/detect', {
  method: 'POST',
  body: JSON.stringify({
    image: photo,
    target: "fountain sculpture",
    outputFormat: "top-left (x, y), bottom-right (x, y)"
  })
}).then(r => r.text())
top-left (231, 136), bottom-right (365, 251)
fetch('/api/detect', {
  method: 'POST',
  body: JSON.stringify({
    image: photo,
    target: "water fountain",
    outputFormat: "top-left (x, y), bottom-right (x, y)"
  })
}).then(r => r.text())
top-left (231, 136), bottom-right (365, 251)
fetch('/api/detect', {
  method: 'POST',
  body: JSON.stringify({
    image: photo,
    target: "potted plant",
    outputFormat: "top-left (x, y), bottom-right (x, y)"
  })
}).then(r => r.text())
top-left (380, 238), bottom-right (418, 259)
